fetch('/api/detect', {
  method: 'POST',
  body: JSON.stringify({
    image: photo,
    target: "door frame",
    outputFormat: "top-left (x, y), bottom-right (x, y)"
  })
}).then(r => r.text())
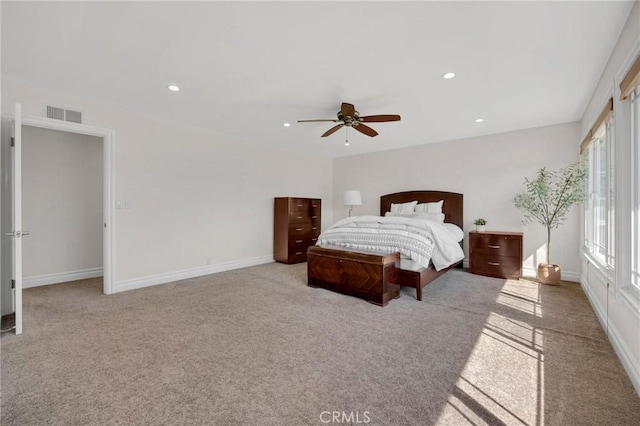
top-left (19, 114), bottom-right (115, 295)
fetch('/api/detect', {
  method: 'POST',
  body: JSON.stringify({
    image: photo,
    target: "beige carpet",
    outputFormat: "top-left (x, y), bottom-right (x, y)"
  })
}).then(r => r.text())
top-left (1, 263), bottom-right (639, 425)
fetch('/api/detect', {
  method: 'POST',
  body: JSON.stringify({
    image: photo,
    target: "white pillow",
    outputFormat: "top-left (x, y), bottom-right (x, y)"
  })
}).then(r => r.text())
top-left (385, 211), bottom-right (445, 223)
top-left (415, 200), bottom-right (444, 214)
top-left (413, 212), bottom-right (445, 223)
top-left (389, 201), bottom-right (418, 214)
top-left (385, 211), bottom-right (413, 217)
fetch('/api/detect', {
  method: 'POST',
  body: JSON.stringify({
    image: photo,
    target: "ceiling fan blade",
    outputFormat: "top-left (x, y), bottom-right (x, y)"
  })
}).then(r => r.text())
top-left (341, 102), bottom-right (356, 118)
top-left (297, 119), bottom-right (340, 123)
top-left (359, 114), bottom-right (401, 123)
top-left (321, 124), bottom-right (344, 137)
top-left (354, 123), bottom-right (378, 137)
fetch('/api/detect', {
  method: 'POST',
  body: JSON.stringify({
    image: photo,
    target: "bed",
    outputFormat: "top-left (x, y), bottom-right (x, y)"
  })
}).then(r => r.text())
top-left (307, 191), bottom-right (464, 304)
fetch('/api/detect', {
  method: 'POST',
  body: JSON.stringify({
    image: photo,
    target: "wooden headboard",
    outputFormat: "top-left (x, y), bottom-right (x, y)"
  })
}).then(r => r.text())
top-left (380, 191), bottom-right (464, 230)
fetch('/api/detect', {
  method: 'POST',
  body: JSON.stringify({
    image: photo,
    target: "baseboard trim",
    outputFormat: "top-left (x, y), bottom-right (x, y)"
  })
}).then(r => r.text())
top-left (581, 278), bottom-right (640, 396)
top-left (522, 266), bottom-right (580, 283)
top-left (23, 267), bottom-right (103, 288)
top-left (113, 255), bottom-right (274, 293)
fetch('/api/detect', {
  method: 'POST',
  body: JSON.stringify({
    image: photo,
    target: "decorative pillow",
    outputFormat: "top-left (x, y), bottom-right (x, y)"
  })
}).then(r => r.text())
top-left (385, 211), bottom-right (414, 217)
top-left (415, 200), bottom-right (444, 214)
top-left (413, 212), bottom-right (445, 223)
top-left (389, 201), bottom-right (418, 214)
top-left (385, 211), bottom-right (445, 223)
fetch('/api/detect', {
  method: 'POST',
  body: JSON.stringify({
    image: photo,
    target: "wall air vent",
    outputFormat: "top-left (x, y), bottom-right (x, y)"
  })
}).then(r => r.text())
top-left (45, 105), bottom-right (83, 124)
top-left (46, 105), bottom-right (65, 121)
top-left (65, 109), bottom-right (82, 123)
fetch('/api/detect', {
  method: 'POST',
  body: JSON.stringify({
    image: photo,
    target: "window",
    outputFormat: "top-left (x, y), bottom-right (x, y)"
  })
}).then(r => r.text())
top-left (632, 87), bottom-right (640, 289)
top-left (584, 113), bottom-right (615, 269)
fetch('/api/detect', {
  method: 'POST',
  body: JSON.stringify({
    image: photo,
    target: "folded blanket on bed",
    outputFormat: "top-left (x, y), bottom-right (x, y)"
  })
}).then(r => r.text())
top-left (317, 215), bottom-right (464, 270)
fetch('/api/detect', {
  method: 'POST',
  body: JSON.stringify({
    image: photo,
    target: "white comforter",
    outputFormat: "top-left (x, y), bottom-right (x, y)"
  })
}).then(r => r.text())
top-left (317, 216), bottom-right (464, 270)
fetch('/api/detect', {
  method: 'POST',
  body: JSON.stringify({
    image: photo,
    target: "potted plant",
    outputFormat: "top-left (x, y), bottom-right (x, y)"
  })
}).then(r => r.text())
top-left (512, 162), bottom-right (587, 284)
top-left (474, 218), bottom-right (487, 232)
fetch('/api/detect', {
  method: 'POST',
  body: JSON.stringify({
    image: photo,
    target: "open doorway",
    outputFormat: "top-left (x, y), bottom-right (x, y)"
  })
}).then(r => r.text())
top-left (22, 126), bottom-right (103, 289)
top-left (1, 111), bottom-right (115, 333)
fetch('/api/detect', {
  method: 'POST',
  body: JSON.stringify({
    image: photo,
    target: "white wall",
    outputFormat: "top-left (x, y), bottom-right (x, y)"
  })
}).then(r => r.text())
top-left (579, 1), bottom-right (640, 395)
top-left (22, 126), bottom-right (103, 286)
top-left (2, 78), bottom-right (333, 291)
top-left (333, 122), bottom-right (582, 279)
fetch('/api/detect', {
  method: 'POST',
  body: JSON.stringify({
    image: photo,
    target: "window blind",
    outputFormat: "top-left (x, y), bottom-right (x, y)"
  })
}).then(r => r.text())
top-left (580, 98), bottom-right (613, 154)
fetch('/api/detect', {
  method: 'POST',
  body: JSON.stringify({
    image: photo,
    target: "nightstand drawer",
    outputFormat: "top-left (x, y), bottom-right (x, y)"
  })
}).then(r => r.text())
top-left (471, 254), bottom-right (521, 278)
top-left (471, 235), bottom-right (521, 257)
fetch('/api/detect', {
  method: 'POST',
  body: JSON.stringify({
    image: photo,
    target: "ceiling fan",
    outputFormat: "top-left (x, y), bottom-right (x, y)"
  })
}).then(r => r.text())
top-left (297, 102), bottom-right (401, 138)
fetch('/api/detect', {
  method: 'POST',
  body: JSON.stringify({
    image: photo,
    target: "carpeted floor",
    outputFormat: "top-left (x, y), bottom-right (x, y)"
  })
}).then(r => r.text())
top-left (1, 263), bottom-right (639, 425)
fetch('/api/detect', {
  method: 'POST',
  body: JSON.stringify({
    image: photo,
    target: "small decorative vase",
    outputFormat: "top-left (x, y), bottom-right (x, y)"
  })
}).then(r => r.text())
top-left (537, 263), bottom-right (561, 285)
top-left (476, 225), bottom-right (486, 232)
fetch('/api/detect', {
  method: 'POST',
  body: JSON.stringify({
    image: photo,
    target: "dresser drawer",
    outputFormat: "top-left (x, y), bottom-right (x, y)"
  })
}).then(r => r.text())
top-left (289, 237), bottom-right (316, 250)
top-left (290, 199), bottom-right (310, 212)
top-left (471, 235), bottom-right (521, 257)
top-left (287, 251), bottom-right (308, 264)
top-left (289, 213), bottom-right (321, 226)
top-left (471, 254), bottom-right (521, 278)
top-left (290, 223), bottom-right (312, 236)
top-left (290, 212), bottom-right (311, 224)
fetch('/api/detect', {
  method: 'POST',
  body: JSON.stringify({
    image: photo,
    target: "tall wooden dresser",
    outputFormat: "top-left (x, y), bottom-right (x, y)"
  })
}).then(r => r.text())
top-left (274, 197), bottom-right (321, 264)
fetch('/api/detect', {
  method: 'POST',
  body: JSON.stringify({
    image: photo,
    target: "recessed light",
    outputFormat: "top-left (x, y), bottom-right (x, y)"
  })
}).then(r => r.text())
top-left (167, 85), bottom-right (180, 92)
top-left (442, 72), bottom-right (456, 79)
top-left (474, 118), bottom-right (484, 123)
top-left (345, 141), bottom-right (350, 146)
top-left (283, 123), bottom-right (291, 127)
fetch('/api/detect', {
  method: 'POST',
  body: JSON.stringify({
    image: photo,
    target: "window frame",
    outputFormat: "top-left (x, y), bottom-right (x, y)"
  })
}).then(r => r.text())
top-left (631, 87), bottom-right (640, 291)
top-left (584, 117), bottom-right (615, 271)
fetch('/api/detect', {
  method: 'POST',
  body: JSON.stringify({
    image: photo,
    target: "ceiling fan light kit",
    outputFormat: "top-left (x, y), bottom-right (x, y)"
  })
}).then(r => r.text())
top-left (298, 102), bottom-right (401, 140)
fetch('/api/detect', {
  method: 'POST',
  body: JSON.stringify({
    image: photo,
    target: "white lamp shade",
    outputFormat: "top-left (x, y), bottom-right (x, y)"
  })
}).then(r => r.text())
top-left (343, 190), bottom-right (362, 206)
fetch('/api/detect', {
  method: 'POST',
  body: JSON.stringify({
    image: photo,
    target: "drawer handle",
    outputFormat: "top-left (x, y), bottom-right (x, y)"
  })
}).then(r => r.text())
top-left (296, 240), bottom-right (303, 243)
top-left (488, 245), bottom-right (500, 249)
top-left (296, 228), bottom-right (302, 231)
top-left (296, 216), bottom-right (303, 219)
top-left (488, 262), bottom-right (500, 266)
top-left (312, 216), bottom-right (317, 218)
top-left (296, 252), bottom-right (303, 255)
top-left (297, 204), bottom-right (303, 207)
top-left (312, 238), bottom-right (317, 241)
top-left (312, 227), bottom-right (317, 230)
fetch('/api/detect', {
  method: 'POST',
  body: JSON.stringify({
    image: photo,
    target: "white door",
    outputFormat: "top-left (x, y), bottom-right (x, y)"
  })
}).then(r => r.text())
top-left (9, 103), bottom-right (25, 335)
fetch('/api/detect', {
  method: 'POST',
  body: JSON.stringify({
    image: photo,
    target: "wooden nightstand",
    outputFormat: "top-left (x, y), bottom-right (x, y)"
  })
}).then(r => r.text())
top-left (469, 231), bottom-right (523, 279)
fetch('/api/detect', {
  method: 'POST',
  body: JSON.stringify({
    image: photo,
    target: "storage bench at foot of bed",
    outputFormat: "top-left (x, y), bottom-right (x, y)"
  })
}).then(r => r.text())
top-left (307, 246), bottom-right (400, 306)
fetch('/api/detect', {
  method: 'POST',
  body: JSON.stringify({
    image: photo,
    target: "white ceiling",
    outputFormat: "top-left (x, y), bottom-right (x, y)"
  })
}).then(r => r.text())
top-left (1, 1), bottom-right (634, 158)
